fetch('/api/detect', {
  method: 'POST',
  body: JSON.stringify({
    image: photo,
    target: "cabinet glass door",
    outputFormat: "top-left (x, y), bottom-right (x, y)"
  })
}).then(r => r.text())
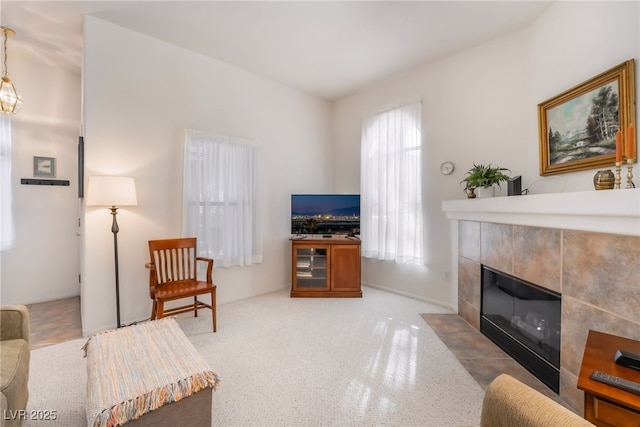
top-left (294, 247), bottom-right (329, 290)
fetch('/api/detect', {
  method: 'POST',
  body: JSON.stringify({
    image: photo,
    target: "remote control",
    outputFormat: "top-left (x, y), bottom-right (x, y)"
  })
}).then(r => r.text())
top-left (590, 370), bottom-right (640, 396)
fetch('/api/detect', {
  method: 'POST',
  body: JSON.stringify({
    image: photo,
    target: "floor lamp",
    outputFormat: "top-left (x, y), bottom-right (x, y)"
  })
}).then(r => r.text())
top-left (87, 176), bottom-right (138, 328)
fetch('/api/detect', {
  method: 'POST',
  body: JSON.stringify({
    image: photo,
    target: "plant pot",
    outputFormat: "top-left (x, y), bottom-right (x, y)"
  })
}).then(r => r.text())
top-left (476, 186), bottom-right (495, 198)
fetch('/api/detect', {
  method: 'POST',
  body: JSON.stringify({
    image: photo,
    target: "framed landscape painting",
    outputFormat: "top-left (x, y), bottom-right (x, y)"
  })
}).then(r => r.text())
top-left (538, 59), bottom-right (635, 176)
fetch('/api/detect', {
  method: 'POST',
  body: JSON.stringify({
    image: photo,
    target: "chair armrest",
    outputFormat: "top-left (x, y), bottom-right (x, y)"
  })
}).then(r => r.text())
top-left (196, 257), bottom-right (214, 283)
top-left (0, 305), bottom-right (30, 342)
top-left (480, 374), bottom-right (594, 427)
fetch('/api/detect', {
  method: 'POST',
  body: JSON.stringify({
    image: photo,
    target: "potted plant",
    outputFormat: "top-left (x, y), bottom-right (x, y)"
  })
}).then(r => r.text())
top-left (461, 163), bottom-right (511, 198)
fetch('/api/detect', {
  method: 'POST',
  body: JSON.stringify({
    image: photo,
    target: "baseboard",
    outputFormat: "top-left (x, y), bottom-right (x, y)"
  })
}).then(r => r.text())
top-left (362, 282), bottom-right (455, 312)
top-left (5, 292), bottom-right (80, 306)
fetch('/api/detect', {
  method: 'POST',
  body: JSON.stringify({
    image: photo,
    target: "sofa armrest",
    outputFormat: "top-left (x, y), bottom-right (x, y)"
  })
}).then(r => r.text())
top-left (0, 305), bottom-right (30, 342)
top-left (480, 374), bottom-right (594, 427)
top-left (0, 392), bottom-right (7, 427)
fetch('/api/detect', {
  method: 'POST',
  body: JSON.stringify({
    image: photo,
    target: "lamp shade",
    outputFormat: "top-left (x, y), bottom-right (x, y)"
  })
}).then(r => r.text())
top-left (86, 176), bottom-right (137, 207)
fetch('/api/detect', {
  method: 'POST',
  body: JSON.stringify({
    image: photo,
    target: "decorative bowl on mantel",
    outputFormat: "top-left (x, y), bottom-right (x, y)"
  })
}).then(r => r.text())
top-left (593, 169), bottom-right (615, 190)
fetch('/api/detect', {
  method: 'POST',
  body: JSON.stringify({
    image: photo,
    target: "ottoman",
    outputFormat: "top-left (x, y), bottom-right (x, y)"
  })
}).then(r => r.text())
top-left (83, 318), bottom-right (219, 427)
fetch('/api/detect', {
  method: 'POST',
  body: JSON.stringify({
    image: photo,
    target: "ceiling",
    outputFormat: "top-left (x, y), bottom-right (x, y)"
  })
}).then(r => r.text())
top-left (1, 1), bottom-right (552, 100)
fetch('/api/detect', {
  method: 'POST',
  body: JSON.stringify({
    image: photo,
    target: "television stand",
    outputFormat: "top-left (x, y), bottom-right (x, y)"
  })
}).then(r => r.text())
top-left (291, 236), bottom-right (361, 298)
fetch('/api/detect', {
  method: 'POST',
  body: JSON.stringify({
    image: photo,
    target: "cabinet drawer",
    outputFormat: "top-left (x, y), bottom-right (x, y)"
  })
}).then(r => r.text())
top-left (588, 395), bottom-right (640, 427)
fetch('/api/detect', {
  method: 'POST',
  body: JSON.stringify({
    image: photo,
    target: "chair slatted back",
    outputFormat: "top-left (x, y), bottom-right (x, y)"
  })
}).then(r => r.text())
top-left (149, 238), bottom-right (198, 285)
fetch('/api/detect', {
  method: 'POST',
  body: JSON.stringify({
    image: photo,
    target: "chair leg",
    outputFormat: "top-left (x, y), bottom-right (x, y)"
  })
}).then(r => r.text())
top-left (157, 301), bottom-right (164, 319)
top-left (211, 288), bottom-right (217, 333)
top-left (151, 300), bottom-right (157, 320)
top-left (194, 296), bottom-right (198, 318)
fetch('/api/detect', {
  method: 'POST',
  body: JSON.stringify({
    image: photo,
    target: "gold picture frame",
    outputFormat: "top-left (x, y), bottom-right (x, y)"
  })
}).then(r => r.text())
top-left (538, 59), bottom-right (635, 176)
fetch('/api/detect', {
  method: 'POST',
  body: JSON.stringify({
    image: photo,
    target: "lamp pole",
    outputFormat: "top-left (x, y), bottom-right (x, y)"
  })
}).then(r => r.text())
top-left (110, 206), bottom-right (122, 328)
top-left (86, 175), bottom-right (137, 330)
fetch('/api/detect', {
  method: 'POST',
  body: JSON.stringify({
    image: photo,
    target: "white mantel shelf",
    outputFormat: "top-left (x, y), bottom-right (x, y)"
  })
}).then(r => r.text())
top-left (442, 188), bottom-right (640, 236)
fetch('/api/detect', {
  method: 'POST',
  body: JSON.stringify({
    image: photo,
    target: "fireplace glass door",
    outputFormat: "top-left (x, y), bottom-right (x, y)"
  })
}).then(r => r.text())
top-left (481, 266), bottom-right (561, 392)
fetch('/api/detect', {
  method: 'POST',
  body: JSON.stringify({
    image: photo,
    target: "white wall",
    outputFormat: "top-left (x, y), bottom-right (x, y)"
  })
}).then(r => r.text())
top-left (332, 1), bottom-right (639, 308)
top-left (526, 1), bottom-right (640, 192)
top-left (82, 17), bottom-right (333, 334)
top-left (0, 54), bottom-right (81, 304)
top-left (3, 2), bottom-right (637, 329)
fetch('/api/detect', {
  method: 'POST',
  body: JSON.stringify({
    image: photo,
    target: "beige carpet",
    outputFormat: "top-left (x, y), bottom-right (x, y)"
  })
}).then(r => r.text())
top-left (26, 286), bottom-right (484, 426)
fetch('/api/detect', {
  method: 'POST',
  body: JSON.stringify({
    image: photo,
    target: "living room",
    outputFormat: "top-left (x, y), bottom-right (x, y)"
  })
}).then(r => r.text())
top-left (1, 1), bottom-right (634, 331)
top-left (0, 2), bottom-right (639, 421)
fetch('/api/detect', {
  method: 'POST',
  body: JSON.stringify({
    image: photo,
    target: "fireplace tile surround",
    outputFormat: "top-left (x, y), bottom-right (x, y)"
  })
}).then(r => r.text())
top-left (443, 189), bottom-right (640, 414)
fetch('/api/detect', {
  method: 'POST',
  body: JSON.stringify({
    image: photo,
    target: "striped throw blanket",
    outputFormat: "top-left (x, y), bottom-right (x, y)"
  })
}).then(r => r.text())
top-left (83, 318), bottom-right (220, 427)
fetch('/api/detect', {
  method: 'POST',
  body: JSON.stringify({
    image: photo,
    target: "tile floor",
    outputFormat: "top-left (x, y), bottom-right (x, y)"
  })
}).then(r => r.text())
top-left (421, 313), bottom-right (574, 410)
top-left (26, 296), bottom-right (82, 350)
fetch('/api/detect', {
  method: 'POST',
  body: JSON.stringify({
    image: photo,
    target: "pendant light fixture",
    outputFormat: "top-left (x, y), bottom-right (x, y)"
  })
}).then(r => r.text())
top-left (0, 26), bottom-right (22, 114)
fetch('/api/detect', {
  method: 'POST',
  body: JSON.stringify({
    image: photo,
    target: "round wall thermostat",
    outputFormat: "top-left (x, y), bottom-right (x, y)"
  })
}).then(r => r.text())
top-left (440, 161), bottom-right (455, 175)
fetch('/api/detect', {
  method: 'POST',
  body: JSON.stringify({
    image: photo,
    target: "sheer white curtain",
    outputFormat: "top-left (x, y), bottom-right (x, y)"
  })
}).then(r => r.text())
top-left (0, 115), bottom-right (14, 250)
top-left (360, 101), bottom-right (424, 264)
top-left (182, 129), bottom-right (262, 267)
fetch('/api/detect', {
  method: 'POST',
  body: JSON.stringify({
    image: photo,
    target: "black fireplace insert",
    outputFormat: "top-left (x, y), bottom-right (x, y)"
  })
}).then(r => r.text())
top-left (481, 265), bottom-right (561, 393)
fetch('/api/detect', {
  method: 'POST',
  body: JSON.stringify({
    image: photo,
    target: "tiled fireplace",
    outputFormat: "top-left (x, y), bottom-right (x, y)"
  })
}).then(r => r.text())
top-left (442, 189), bottom-right (640, 414)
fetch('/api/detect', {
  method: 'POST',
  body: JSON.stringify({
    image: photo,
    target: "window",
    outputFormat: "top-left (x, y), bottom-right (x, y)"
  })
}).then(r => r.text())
top-left (360, 101), bottom-right (424, 264)
top-left (0, 115), bottom-right (14, 250)
top-left (182, 129), bottom-right (262, 267)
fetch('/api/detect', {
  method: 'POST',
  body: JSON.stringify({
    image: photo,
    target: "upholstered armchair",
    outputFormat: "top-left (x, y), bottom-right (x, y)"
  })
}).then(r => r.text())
top-left (481, 374), bottom-right (594, 427)
top-left (0, 305), bottom-right (30, 427)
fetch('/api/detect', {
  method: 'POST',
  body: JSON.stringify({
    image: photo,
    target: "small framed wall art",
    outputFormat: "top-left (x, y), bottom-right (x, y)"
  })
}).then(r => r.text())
top-left (33, 156), bottom-right (56, 178)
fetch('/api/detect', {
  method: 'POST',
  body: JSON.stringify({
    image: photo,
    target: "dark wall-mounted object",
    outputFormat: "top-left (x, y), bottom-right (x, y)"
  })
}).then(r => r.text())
top-left (78, 136), bottom-right (84, 198)
top-left (21, 178), bottom-right (70, 186)
top-left (508, 176), bottom-right (522, 196)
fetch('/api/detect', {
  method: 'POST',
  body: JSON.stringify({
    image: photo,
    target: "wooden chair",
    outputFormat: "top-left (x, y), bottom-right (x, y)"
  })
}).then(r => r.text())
top-left (145, 238), bottom-right (216, 332)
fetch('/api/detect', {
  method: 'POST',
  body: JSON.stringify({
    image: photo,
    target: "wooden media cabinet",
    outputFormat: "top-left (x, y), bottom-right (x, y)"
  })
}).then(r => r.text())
top-left (291, 236), bottom-right (361, 298)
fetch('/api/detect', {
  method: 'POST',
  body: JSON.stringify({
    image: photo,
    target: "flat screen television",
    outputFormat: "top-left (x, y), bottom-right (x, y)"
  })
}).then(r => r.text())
top-left (291, 194), bottom-right (360, 236)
